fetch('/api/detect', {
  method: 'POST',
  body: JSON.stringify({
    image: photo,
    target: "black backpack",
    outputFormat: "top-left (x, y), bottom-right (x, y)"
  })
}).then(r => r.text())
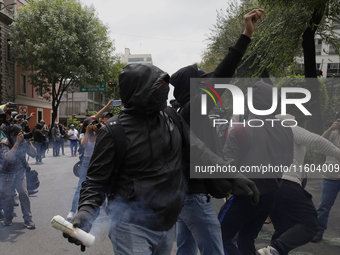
top-left (26, 169), bottom-right (40, 191)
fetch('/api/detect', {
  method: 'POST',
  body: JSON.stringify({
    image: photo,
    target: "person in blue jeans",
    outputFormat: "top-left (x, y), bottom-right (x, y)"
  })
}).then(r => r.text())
top-left (312, 119), bottom-right (340, 243)
top-left (66, 118), bottom-right (97, 221)
top-left (171, 9), bottom-right (264, 255)
top-left (67, 124), bottom-right (79, 157)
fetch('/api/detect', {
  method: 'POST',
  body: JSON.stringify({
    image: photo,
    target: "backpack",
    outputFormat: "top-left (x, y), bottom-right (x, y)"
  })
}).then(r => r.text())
top-left (26, 169), bottom-right (40, 191)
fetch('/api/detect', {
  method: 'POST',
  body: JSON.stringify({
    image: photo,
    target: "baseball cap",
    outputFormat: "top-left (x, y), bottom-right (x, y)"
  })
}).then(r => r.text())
top-left (101, 112), bottom-right (113, 119)
top-left (70, 124), bottom-right (74, 127)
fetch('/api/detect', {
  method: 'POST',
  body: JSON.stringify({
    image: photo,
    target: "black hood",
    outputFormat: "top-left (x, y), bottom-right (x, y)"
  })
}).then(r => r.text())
top-left (119, 63), bottom-right (170, 115)
top-left (170, 64), bottom-right (205, 105)
top-left (251, 81), bottom-right (276, 112)
top-left (36, 123), bottom-right (43, 130)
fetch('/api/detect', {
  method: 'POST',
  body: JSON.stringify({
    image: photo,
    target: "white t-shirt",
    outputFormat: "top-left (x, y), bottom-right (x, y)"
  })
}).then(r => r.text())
top-left (80, 133), bottom-right (96, 157)
top-left (68, 129), bottom-right (78, 140)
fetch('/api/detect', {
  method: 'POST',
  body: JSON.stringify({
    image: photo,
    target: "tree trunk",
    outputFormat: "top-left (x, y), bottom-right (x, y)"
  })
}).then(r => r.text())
top-left (302, 7), bottom-right (326, 134)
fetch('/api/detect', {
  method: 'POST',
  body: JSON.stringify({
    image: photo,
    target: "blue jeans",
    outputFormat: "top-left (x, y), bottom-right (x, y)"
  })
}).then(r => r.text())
top-left (70, 139), bottom-right (78, 155)
top-left (176, 193), bottom-right (223, 255)
top-left (53, 139), bottom-right (60, 156)
top-left (316, 178), bottom-right (340, 235)
top-left (109, 221), bottom-right (174, 255)
top-left (70, 157), bottom-right (90, 212)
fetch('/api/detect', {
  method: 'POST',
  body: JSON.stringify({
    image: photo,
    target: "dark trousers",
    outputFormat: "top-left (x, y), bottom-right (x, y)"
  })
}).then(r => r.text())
top-left (218, 191), bottom-right (276, 255)
top-left (60, 138), bottom-right (65, 154)
top-left (0, 174), bottom-right (32, 221)
top-left (269, 180), bottom-right (318, 255)
top-left (35, 142), bottom-right (43, 162)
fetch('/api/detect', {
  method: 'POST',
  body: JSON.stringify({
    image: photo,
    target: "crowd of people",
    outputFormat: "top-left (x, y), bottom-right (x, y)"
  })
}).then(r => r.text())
top-left (0, 7), bottom-right (340, 255)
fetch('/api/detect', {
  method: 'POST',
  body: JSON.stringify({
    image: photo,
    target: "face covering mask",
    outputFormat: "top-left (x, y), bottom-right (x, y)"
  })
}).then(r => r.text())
top-left (147, 83), bottom-right (169, 114)
top-left (0, 131), bottom-right (6, 140)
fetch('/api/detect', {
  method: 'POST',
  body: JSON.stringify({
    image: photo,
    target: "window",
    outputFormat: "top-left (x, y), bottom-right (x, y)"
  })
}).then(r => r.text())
top-left (327, 63), bottom-right (340, 77)
top-left (146, 57), bottom-right (152, 61)
top-left (315, 39), bottom-right (322, 55)
top-left (329, 40), bottom-right (339, 55)
top-left (20, 74), bottom-right (27, 94)
top-left (128, 58), bottom-right (144, 62)
top-left (316, 63), bottom-right (321, 69)
top-left (88, 92), bottom-right (94, 100)
top-left (37, 109), bottom-right (43, 123)
top-left (94, 92), bottom-right (101, 102)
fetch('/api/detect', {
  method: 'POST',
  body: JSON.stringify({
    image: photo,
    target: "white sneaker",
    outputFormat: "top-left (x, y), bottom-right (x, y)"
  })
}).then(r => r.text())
top-left (66, 211), bottom-right (74, 221)
top-left (257, 246), bottom-right (279, 255)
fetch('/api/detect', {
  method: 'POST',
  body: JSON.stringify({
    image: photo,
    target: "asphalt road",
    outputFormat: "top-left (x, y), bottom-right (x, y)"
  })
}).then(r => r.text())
top-left (0, 144), bottom-right (339, 254)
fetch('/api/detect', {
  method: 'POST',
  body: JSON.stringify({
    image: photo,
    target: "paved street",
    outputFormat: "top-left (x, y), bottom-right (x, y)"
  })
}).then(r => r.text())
top-left (0, 144), bottom-right (339, 254)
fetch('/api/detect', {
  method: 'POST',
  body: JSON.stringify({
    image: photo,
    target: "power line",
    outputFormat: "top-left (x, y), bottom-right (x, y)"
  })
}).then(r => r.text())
top-left (112, 32), bottom-right (202, 43)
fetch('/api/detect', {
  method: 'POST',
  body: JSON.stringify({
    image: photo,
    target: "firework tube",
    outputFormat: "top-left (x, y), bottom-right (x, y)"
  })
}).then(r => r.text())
top-left (51, 215), bottom-right (95, 247)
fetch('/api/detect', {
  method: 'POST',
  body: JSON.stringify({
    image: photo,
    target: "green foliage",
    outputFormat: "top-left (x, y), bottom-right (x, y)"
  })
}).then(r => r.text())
top-left (112, 106), bottom-right (121, 116)
top-left (87, 110), bottom-right (97, 116)
top-left (201, 1), bottom-right (246, 73)
top-left (245, 0), bottom-right (340, 76)
top-left (202, 0), bottom-right (340, 77)
top-left (67, 117), bottom-right (80, 128)
top-left (101, 60), bottom-right (125, 100)
top-left (10, 0), bottom-right (116, 125)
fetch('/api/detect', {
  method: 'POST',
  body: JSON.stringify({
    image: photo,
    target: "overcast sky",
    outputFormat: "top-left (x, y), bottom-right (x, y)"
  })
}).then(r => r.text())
top-left (79, 0), bottom-right (232, 99)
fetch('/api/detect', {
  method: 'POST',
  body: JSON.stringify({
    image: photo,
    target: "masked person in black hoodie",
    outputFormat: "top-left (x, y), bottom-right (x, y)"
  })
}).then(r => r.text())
top-left (218, 81), bottom-right (293, 255)
top-left (65, 63), bottom-right (188, 254)
top-left (170, 8), bottom-right (263, 255)
top-left (64, 62), bottom-right (259, 254)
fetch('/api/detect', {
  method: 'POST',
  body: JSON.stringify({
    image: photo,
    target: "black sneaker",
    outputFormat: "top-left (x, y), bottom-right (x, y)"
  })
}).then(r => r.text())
top-left (28, 190), bottom-right (39, 195)
top-left (4, 219), bottom-right (12, 226)
top-left (24, 220), bottom-right (36, 229)
top-left (311, 233), bottom-right (323, 243)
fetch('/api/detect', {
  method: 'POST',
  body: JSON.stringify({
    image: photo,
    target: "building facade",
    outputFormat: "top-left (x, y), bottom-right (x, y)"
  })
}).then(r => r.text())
top-left (296, 22), bottom-right (340, 78)
top-left (122, 48), bottom-right (153, 64)
top-left (58, 89), bottom-right (106, 126)
top-left (0, 0), bottom-right (54, 131)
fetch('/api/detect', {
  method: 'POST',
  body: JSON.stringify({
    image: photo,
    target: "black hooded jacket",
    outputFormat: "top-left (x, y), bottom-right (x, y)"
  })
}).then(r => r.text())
top-left (170, 34), bottom-right (251, 193)
top-left (223, 81), bottom-right (294, 195)
top-left (33, 123), bottom-right (46, 143)
top-left (78, 63), bottom-right (188, 231)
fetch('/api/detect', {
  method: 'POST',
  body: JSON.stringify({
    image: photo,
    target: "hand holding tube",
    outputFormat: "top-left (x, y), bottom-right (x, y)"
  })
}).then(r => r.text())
top-left (51, 213), bottom-right (94, 252)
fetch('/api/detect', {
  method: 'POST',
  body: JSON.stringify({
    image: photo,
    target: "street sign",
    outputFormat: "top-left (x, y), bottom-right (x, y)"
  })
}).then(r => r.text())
top-left (19, 106), bottom-right (28, 115)
top-left (80, 82), bottom-right (107, 92)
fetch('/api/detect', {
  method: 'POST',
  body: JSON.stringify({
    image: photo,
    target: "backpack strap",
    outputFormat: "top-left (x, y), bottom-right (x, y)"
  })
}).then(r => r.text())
top-left (164, 106), bottom-right (183, 134)
top-left (105, 115), bottom-right (127, 196)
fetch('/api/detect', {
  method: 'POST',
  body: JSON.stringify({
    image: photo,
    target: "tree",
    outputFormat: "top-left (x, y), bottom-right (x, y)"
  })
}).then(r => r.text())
top-left (203, 0), bottom-right (340, 134)
top-left (245, 0), bottom-right (340, 134)
top-left (10, 0), bottom-right (115, 126)
top-left (101, 59), bottom-right (126, 101)
top-left (200, 2), bottom-right (245, 73)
